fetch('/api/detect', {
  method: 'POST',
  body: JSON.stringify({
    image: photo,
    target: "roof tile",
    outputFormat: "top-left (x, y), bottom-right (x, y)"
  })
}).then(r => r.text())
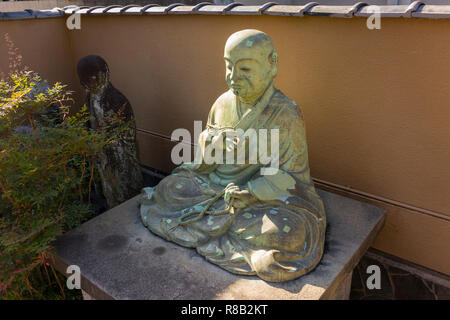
top-left (34, 8), bottom-right (65, 18)
top-left (228, 6), bottom-right (261, 15)
top-left (101, 5), bottom-right (122, 14)
top-left (142, 5), bottom-right (166, 14)
top-left (0, 3), bottom-right (449, 21)
top-left (119, 5), bottom-right (142, 13)
top-left (258, 2), bottom-right (278, 13)
top-left (404, 1), bottom-right (424, 18)
top-left (64, 6), bottom-right (88, 14)
top-left (87, 7), bottom-right (107, 15)
top-left (164, 3), bottom-right (185, 13)
top-left (168, 5), bottom-right (196, 14)
top-left (308, 5), bottom-right (362, 18)
top-left (412, 4), bottom-right (450, 18)
top-left (196, 5), bottom-right (226, 15)
top-left (74, 8), bottom-right (90, 15)
top-left (263, 3), bottom-right (318, 16)
top-left (356, 5), bottom-right (410, 17)
top-left (1, 11), bottom-right (33, 20)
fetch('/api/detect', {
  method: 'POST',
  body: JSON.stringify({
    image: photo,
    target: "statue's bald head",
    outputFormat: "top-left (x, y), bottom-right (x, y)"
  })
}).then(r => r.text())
top-left (224, 30), bottom-right (278, 104)
top-left (224, 29), bottom-right (277, 70)
top-left (225, 29), bottom-right (274, 54)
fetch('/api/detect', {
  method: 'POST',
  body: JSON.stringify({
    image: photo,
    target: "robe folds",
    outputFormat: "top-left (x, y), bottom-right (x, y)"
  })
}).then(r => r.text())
top-left (140, 86), bottom-right (326, 282)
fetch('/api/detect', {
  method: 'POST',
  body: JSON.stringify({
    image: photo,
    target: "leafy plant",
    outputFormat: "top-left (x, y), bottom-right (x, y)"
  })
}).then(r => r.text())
top-left (0, 36), bottom-right (129, 299)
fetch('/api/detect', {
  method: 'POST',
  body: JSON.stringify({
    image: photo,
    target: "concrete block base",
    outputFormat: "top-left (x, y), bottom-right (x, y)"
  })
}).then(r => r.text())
top-left (54, 189), bottom-right (385, 300)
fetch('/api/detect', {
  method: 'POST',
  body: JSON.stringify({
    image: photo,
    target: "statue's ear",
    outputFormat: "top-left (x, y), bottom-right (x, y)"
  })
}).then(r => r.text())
top-left (269, 51), bottom-right (278, 77)
top-left (270, 51), bottom-right (278, 65)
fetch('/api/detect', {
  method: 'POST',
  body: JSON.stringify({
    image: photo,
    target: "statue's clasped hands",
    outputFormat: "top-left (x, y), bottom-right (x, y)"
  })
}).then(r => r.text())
top-left (173, 182), bottom-right (256, 228)
top-left (207, 129), bottom-right (243, 153)
top-left (224, 183), bottom-right (257, 209)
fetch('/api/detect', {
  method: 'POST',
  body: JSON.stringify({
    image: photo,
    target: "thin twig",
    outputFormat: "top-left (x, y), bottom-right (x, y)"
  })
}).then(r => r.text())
top-left (79, 154), bottom-right (86, 201)
top-left (49, 263), bottom-right (65, 299)
top-left (42, 262), bottom-right (52, 288)
top-left (88, 157), bottom-right (95, 204)
top-left (37, 264), bottom-right (45, 285)
top-left (24, 273), bottom-right (45, 300)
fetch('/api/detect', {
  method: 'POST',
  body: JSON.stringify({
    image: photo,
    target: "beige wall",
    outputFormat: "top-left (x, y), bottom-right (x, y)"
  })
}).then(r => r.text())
top-left (0, 14), bottom-right (448, 275)
top-left (0, 18), bottom-right (79, 99)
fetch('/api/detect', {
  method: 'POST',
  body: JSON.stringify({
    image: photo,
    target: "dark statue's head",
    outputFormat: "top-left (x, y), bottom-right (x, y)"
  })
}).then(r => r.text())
top-left (77, 55), bottom-right (110, 94)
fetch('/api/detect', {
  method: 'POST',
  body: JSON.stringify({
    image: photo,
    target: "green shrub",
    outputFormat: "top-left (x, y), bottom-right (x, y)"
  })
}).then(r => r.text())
top-left (0, 69), bottom-right (127, 299)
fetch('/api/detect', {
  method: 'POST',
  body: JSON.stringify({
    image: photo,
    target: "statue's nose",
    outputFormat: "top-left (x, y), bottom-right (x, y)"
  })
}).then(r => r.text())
top-left (230, 68), bottom-right (239, 81)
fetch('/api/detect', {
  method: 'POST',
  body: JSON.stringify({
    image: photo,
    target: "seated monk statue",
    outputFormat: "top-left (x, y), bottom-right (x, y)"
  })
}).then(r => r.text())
top-left (140, 29), bottom-right (326, 282)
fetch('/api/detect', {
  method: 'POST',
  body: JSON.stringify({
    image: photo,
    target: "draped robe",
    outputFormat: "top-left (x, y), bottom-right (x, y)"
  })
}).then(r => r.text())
top-left (140, 85), bottom-right (326, 282)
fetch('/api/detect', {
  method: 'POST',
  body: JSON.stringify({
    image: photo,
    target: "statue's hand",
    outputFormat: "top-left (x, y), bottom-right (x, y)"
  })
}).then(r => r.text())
top-left (225, 185), bottom-right (257, 209)
top-left (179, 162), bottom-right (200, 171)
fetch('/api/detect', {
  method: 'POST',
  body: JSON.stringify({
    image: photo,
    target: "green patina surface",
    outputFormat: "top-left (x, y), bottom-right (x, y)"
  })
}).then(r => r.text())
top-left (139, 29), bottom-right (326, 283)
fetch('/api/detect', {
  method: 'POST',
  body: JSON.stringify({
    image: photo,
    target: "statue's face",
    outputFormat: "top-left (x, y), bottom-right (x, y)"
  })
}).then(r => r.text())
top-left (77, 55), bottom-right (110, 94)
top-left (80, 70), bottom-right (108, 94)
top-left (224, 45), bottom-right (275, 105)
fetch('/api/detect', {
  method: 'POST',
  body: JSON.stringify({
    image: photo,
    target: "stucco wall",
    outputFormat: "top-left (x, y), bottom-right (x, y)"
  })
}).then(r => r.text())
top-left (0, 14), bottom-right (448, 275)
top-left (0, 18), bottom-right (79, 102)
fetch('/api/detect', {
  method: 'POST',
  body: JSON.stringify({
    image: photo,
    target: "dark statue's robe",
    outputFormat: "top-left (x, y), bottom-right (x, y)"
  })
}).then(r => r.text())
top-left (87, 83), bottom-right (143, 209)
top-left (140, 86), bottom-right (326, 282)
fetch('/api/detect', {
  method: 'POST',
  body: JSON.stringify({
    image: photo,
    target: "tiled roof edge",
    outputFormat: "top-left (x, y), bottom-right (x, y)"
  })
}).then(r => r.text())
top-left (0, 8), bottom-right (64, 20)
top-left (2, 2), bottom-right (450, 20)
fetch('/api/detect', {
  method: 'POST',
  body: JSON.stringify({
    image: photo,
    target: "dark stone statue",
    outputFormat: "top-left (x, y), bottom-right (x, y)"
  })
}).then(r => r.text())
top-left (77, 55), bottom-right (143, 208)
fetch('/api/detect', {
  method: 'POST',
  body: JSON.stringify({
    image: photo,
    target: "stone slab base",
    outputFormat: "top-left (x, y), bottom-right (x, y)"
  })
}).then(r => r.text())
top-left (53, 189), bottom-right (385, 300)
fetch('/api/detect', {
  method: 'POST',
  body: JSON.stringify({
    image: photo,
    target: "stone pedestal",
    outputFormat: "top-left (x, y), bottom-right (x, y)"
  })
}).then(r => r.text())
top-left (331, 271), bottom-right (353, 299)
top-left (53, 189), bottom-right (385, 300)
top-left (81, 290), bottom-right (94, 300)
